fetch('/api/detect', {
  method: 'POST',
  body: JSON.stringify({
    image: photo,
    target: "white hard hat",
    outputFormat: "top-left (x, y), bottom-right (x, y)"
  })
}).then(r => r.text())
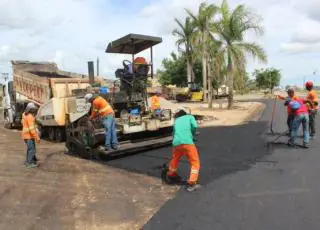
top-left (84, 93), bottom-right (93, 102)
top-left (175, 107), bottom-right (189, 114)
top-left (25, 102), bottom-right (37, 112)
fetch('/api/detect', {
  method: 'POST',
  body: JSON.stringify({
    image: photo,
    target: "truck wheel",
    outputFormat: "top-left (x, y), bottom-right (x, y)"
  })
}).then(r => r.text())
top-left (4, 115), bottom-right (13, 129)
top-left (37, 125), bottom-right (46, 138)
top-left (48, 128), bottom-right (56, 142)
top-left (55, 128), bottom-right (65, 142)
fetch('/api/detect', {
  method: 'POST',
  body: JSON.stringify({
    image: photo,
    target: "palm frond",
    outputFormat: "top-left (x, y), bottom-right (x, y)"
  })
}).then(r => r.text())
top-left (234, 42), bottom-right (267, 63)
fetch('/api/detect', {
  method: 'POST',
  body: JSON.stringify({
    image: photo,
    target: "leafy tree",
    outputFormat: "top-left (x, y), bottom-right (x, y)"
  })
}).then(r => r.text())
top-left (173, 17), bottom-right (195, 83)
top-left (253, 68), bottom-right (281, 93)
top-left (158, 52), bottom-right (202, 87)
top-left (214, 0), bottom-right (267, 108)
top-left (186, 2), bottom-right (219, 101)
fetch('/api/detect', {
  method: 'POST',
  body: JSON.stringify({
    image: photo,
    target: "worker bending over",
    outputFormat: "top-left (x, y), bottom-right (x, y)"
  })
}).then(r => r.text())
top-left (150, 92), bottom-right (161, 115)
top-left (85, 93), bottom-right (119, 151)
top-left (276, 88), bottom-right (298, 135)
top-left (22, 102), bottom-right (40, 168)
top-left (288, 99), bottom-right (310, 148)
top-left (305, 81), bottom-right (318, 139)
top-left (166, 107), bottom-right (200, 192)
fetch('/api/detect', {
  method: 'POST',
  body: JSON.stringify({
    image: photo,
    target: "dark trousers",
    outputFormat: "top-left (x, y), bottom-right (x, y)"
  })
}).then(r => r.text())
top-left (287, 114), bottom-right (294, 133)
top-left (309, 110), bottom-right (317, 136)
top-left (25, 139), bottom-right (36, 164)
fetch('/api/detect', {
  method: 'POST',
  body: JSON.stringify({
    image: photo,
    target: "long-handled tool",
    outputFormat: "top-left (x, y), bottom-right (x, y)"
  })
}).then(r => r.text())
top-left (270, 96), bottom-right (277, 134)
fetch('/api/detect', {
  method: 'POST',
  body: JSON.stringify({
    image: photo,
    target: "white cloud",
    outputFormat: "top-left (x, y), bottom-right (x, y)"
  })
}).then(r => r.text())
top-left (0, 0), bottom-right (319, 85)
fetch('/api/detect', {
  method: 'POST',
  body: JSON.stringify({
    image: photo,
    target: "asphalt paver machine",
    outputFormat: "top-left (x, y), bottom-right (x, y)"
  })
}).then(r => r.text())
top-left (65, 34), bottom-right (174, 159)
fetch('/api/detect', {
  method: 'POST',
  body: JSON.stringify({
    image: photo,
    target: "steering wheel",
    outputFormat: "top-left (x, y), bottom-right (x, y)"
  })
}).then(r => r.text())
top-left (122, 60), bottom-right (132, 73)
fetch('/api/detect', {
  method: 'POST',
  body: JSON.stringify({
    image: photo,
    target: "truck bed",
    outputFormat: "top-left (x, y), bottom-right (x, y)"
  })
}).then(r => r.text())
top-left (12, 60), bottom-right (92, 105)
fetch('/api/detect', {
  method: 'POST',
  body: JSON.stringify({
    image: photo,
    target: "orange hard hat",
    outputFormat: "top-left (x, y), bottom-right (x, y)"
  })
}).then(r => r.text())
top-left (305, 80), bottom-right (313, 87)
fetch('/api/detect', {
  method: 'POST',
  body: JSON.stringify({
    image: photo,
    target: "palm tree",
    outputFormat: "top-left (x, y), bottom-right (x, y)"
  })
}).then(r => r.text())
top-left (172, 17), bottom-right (195, 84)
top-left (186, 2), bottom-right (219, 102)
top-left (215, 0), bottom-right (267, 109)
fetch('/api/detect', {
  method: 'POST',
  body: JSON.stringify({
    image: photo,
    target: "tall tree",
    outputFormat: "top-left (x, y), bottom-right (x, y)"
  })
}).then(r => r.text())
top-left (254, 68), bottom-right (281, 93)
top-left (186, 2), bottom-right (219, 102)
top-left (172, 17), bottom-right (196, 84)
top-left (158, 52), bottom-right (202, 87)
top-left (215, 0), bottom-right (267, 109)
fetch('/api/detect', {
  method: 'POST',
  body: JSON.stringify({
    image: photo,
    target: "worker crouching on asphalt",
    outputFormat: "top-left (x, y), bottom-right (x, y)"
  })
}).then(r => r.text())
top-left (85, 93), bottom-right (119, 151)
top-left (166, 107), bottom-right (200, 192)
top-left (22, 102), bottom-right (40, 168)
top-left (276, 88), bottom-right (298, 135)
top-left (287, 99), bottom-right (310, 148)
top-left (305, 81), bottom-right (318, 139)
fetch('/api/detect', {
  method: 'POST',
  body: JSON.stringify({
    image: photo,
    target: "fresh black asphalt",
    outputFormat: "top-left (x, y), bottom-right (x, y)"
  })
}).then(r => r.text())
top-left (107, 100), bottom-right (320, 230)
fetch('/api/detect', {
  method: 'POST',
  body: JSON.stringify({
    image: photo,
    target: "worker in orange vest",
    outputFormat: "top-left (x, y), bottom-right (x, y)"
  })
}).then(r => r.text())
top-left (165, 107), bottom-right (200, 192)
top-left (85, 93), bottom-right (119, 151)
top-left (150, 92), bottom-right (161, 116)
top-left (305, 81), bottom-right (318, 139)
top-left (22, 102), bottom-right (40, 168)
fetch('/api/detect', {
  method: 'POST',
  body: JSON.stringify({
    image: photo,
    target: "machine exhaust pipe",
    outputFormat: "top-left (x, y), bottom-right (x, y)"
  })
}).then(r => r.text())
top-left (88, 61), bottom-right (95, 85)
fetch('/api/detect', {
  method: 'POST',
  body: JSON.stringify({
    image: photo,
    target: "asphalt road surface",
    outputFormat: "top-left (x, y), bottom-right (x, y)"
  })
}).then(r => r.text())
top-left (144, 100), bottom-right (320, 230)
top-left (1, 99), bottom-right (319, 230)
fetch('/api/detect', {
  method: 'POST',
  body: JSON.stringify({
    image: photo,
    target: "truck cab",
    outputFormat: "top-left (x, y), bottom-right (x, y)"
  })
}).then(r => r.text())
top-left (2, 79), bottom-right (28, 129)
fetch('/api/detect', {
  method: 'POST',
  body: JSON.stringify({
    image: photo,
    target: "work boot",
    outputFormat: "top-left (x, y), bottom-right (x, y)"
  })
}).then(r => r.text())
top-left (185, 183), bottom-right (201, 192)
top-left (165, 174), bottom-right (183, 185)
top-left (26, 163), bottom-right (38, 169)
top-left (303, 142), bottom-right (309, 149)
top-left (111, 145), bottom-right (119, 150)
top-left (287, 141), bottom-right (296, 148)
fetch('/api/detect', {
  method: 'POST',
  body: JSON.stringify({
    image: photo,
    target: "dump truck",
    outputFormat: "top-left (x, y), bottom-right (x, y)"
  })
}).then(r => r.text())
top-left (2, 61), bottom-right (102, 142)
top-left (65, 34), bottom-right (175, 159)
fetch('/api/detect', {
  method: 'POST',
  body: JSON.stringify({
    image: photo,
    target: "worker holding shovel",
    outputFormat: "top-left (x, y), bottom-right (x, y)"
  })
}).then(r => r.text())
top-left (165, 107), bottom-right (200, 192)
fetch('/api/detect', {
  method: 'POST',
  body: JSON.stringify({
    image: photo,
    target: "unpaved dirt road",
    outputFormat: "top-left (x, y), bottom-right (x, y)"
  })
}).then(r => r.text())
top-left (0, 127), bottom-right (177, 230)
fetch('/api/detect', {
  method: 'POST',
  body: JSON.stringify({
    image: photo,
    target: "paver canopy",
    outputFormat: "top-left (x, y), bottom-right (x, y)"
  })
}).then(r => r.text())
top-left (105, 34), bottom-right (162, 55)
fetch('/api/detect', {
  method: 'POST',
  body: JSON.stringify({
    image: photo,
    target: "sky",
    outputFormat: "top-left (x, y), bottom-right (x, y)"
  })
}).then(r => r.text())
top-left (0, 0), bottom-right (319, 86)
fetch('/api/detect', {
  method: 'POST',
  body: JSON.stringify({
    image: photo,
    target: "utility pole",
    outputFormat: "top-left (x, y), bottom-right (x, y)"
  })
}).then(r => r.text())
top-left (96, 57), bottom-right (100, 76)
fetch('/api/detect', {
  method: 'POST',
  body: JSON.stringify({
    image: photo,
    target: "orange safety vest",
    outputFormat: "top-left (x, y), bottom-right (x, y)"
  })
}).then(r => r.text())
top-left (21, 113), bottom-right (39, 140)
top-left (150, 95), bottom-right (161, 111)
top-left (90, 96), bottom-right (114, 119)
top-left (306, 90), bottom-right (318, 110)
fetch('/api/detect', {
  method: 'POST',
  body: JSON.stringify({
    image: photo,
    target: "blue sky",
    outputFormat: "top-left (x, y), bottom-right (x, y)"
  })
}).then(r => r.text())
top-left (0, 0), bottom-right (319, 86)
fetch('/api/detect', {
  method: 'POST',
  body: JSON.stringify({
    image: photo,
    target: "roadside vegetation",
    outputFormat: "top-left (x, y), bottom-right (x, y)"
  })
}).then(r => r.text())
top-left (157, 0), bottom-right (283, 109)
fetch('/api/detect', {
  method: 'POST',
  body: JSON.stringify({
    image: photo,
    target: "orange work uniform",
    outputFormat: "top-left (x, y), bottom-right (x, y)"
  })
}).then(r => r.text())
top-left (306, 90), bottom-right (318, 111)
top-left (90, 96), bottom-right (114, 119)
top-left (150, 95), bottom-right (161, 111)
top-left (21, 113), bottom-right (39, 141)
top-left (168, 114), bottom-right (200, 185)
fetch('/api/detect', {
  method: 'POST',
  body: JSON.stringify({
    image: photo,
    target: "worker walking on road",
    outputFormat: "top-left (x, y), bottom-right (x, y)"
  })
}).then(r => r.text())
top-left (276, 88), bottom-right (298, 135)
top-left (166, 107), bottom-right (200, 192)
top-left (85, 93), bottom-right (119, 151)
top-left (305, 81), bottom-right (318, 139)
top-left (22, 102), bottom-right (40, 168)
top-left (288, 99), bottom-right (310, 148)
